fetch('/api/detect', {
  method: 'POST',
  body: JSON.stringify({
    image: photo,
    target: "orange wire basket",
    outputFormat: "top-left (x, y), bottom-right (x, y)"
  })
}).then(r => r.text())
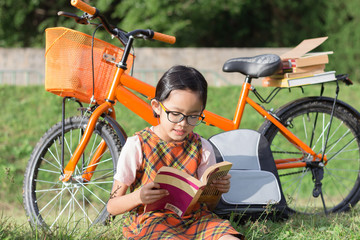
top-left (45, 27), bottom-right (134, 104)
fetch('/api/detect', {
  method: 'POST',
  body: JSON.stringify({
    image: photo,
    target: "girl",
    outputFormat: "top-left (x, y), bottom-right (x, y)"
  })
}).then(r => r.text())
top-left (107, 65), bottom-right (243, 240)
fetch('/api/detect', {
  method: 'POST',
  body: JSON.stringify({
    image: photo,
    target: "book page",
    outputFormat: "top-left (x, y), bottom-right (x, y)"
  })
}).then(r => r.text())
top-left (198, 161), bottom-right (232, 209)
top-left (145, 166), bottom-right (204, 217)
top-left (302, 51), bottom-right (333, 57)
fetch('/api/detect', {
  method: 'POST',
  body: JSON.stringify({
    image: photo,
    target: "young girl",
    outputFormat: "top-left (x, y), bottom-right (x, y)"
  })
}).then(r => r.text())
top-left (107, 65), bottom-right (243, 240)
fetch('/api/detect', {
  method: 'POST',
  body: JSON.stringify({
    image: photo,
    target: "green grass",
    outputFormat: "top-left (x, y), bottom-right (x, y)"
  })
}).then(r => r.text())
top-left (1, 83), bottom-right (360, 238)
top-left (1, 207), bottom-right (360, 239)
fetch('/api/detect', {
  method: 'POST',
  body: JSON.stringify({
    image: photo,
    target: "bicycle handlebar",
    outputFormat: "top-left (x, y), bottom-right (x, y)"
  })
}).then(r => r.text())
top-left (70, 0), bottom-right (176, 44)
top-left (153, 32), bottom-right (176, 44)
top-left (71, 0), bottom-right (97, 15)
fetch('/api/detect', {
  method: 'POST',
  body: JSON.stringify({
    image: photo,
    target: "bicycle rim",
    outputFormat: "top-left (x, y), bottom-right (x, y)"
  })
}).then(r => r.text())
top-left (262, 99), bottom-right (360, 214)
top-left (23, 116), bottom-right (122, 229)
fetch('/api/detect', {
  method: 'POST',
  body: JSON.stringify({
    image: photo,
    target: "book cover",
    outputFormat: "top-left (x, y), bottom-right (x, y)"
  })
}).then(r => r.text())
top-left (293, 64), bottom-right (326, 73)
top-left (294, 54), bottom-right (329, 67)
top-left (280, 37), bottom-right (328, 59)
top-left (262, 71), bottom-right (336, 88)
top-left (144, 161), bottom-right (232, 217)
top-left (284, 69), bottom-right (324, 78)
top-left (281, 59), bottom-right (297, 69)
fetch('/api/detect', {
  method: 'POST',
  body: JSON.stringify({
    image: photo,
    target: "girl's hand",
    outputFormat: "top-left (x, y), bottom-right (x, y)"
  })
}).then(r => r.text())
top-left (139, 182), bottom-right (169, 204)
top-left (211, 174), bottom-right (231, 193)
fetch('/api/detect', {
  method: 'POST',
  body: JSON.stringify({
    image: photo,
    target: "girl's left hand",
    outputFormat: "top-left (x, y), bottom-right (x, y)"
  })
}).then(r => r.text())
top-left (211, 173), bottom-right (231, 193)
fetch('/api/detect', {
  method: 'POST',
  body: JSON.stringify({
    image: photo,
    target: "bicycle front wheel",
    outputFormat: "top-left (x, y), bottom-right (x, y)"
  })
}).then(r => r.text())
top-left (23, 116), bottom-right (123, 229)
top-left (260, 97), bottom-right (360, 214)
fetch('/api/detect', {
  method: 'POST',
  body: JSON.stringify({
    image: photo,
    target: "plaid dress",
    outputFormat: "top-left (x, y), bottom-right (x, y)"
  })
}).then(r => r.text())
top-left (122, 127), bottom-right (242, 239)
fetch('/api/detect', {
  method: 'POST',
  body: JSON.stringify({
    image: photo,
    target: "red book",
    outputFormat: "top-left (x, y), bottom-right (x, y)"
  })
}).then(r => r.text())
top-left (145, 161), bottom-right (232, 217)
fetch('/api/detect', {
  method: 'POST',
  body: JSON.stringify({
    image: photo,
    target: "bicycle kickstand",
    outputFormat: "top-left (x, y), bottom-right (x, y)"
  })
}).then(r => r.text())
top-left (311, 166), bottom-right (328, 215)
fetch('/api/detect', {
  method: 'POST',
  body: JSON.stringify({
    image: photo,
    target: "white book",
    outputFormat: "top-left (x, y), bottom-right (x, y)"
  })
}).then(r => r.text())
top-left (263, 71), bottom-right (337, 88)
top-left (287, 71), bottom-right (336, 87)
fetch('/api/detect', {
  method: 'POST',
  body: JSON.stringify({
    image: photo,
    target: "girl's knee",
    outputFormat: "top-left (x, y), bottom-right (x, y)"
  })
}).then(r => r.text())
top-left (218, 234), bottom-right (242, 240)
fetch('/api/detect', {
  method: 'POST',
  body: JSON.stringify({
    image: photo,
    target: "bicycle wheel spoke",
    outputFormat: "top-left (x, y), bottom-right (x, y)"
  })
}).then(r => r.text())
top-left (302, 115), bottom-right (308, 141)
top-left (82, 193), bottom-right (102, 215)
top-left (87, 181), bottom-right (112, 193)
top-left (325, 168), bottom-right (355, 192)
top-left (64, 135), bottom-right (74, 158)
top-left (36, 182), bottom-right (61, 202)
top-left (65, 187), bottom-right (93, 224)
top-left (309, 113), bottom-right (329, 151)
top-left (327, 137), bottom-right (356, 162)
top-left (83, 158), bottom-right (112, 171)
top-left (49, 188), bottom-right (79, 229)
top-left (291, 170), bottom-right (308, 211)
top-left (53, 139), bottom-right (61, 165)
top-left (39, 187), bottom-right (68, 214)
top-left (38, 168), bottom-right (61, 175)
top-left (35, 179), bottom-right (60, 185)
top-left (46, 148), bottom-right (62, 169)
top-left (325, 119), bottom-right (344, 148)
top-left (325, 129), bottom-right (351, 154)
top-left (87, 134), bottom-right (100, 166)
top-left (281, 170), bottom-right (309, 192)
top-left (73, 179), bottom-right (107, 205)
top-left (90, 169), bottom-right (115, 181)
top-left (41, 185), bottom-right (68, 224)
top-left (82, 187), bottom-right (86, 226)
top-left (41, 156), bottom-right (62, 172)
top-left (327, 148), bottom-right (359, 157)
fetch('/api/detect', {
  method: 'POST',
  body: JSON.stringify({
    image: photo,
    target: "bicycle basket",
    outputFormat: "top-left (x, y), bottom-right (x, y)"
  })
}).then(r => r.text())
top-left (45, 27), bottom-right (134, 104)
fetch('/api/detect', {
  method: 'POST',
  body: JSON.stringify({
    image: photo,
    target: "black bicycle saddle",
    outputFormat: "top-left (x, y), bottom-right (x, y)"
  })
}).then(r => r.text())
top-left (222, 54), bottom-right (281, 78)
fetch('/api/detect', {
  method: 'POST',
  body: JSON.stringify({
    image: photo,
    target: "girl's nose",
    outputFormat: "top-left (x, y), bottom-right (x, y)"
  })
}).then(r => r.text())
top-left (177, 117), bottom-right (188, 126)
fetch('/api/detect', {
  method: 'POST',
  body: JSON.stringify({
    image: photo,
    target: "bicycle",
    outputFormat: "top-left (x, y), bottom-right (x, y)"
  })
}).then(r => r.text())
top-left (23, 0), bottom-right (360, 229)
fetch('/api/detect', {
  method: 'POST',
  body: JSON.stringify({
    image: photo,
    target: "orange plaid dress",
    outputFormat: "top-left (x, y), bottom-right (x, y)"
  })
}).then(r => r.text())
top-left (122, 128), bottom-right (241, 239)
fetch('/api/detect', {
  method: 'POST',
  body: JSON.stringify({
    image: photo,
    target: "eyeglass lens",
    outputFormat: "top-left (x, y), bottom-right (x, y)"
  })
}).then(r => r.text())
top-left (167, 112), bottom-right (202, 126)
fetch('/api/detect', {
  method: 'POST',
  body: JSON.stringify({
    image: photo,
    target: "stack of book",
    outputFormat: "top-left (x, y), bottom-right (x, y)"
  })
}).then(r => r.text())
top-left (262, 37), bottom-right (337, 88)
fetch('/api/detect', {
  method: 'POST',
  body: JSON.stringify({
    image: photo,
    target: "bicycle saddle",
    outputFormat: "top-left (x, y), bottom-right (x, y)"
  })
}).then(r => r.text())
top-left (222, 54), bottom-right (281, 78)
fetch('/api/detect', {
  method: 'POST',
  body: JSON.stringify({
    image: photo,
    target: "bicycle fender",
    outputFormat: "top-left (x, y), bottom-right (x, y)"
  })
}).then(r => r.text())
top-left (258, 96), bottom-right (360, 133)
top-left (103, 115), bottom-right (128, 145)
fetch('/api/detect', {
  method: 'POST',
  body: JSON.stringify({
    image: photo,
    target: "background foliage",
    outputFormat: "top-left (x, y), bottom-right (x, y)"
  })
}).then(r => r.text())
top-left (1, 0), bottom-right (360, 81)
top-left (0, 0), bottom-right (328, 48)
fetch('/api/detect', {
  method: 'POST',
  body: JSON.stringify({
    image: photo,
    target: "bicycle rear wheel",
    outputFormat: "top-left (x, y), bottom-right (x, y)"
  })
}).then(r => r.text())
top-left (259, 97), bottom-right (360, 214)
top-left (23, 116), bottom-right (123, 229)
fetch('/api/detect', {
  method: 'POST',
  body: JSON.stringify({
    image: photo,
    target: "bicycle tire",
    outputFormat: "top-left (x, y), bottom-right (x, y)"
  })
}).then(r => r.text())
top-left (259, 97), bottom-right (360, 214)
top-left (23, 116), bottom-right (124, 229)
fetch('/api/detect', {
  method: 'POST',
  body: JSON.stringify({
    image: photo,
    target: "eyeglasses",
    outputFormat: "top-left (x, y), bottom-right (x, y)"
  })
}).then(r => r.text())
top-left (159, 102), bottom-right (205, 126)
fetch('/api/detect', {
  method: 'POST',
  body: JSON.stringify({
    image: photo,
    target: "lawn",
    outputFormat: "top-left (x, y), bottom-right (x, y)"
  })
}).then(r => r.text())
top-left (1, 82), bottom-right (360, 239)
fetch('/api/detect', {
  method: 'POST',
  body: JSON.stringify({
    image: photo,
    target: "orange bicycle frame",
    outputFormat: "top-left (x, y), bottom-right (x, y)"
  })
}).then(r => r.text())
top-left (61, 66), bottom-right (325, 181)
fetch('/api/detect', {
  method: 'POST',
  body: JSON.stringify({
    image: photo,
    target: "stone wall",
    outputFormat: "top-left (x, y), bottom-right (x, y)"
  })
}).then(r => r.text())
top-left (0, 47), bottom-right (289, 86)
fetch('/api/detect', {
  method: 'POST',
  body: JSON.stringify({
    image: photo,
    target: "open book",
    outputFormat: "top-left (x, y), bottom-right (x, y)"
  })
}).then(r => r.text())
top-left (144, 161), bottom-right (232, 217)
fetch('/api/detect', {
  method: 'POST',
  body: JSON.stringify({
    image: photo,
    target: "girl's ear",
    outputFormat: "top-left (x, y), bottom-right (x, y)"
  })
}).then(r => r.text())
top-left (151, 99), bottom-right (161, 118)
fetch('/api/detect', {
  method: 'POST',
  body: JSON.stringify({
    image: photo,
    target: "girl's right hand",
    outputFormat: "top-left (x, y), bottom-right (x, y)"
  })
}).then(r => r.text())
top-left (139, 182), bottom-right (169, 204)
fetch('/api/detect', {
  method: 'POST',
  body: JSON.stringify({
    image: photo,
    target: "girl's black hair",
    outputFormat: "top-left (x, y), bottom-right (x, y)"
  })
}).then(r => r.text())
top-left (154, 65), bottom-right (208, 109)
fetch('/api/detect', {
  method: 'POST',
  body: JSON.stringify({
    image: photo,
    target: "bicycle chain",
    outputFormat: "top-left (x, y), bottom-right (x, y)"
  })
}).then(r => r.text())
top-left (274, 151), bottom-right (306, 176)
top-left (272, 151), bottom-right (302, 155)
top-left (279, 170), bottom-right (307, 177)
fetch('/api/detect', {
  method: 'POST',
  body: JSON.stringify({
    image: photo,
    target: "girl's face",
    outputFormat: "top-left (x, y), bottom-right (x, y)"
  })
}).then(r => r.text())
top-left (152, 89), bottom-right (203, 143)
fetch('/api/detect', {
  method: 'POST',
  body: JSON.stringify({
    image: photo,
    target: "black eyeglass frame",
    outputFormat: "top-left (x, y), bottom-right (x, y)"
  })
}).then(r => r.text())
top-left (159, 102), bottom-right (205, 126)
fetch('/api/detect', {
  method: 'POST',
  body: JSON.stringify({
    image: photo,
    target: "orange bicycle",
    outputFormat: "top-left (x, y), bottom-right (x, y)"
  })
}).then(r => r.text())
top-left (23, 0), bottom-right (360, 229)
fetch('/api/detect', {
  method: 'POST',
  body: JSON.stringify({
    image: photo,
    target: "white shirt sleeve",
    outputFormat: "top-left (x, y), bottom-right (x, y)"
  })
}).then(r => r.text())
top-left (113, 135), bottom-right (142, 186)
top-left (197, 137), bottom-right (216, 178)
